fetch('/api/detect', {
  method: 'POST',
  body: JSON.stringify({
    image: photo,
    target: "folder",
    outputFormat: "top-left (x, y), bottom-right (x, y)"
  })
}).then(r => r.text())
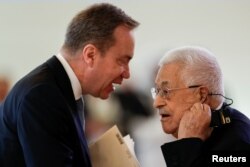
top-left (89, 125), bottom-right (140, 167)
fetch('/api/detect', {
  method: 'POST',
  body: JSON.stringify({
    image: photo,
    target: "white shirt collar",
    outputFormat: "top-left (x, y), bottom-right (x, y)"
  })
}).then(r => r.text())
top-left (56, 53), bottom-right (82, 100)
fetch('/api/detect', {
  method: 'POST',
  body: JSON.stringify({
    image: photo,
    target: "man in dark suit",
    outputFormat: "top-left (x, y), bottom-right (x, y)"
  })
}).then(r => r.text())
top-left (151, 46), bottom-right (250, 167)
top-left (0, 3), bottom-right (139, 167)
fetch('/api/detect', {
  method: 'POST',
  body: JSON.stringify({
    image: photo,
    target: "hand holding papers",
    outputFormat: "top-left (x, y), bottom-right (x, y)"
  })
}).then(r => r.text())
top-left (89, 125), bottom-right (140, 167)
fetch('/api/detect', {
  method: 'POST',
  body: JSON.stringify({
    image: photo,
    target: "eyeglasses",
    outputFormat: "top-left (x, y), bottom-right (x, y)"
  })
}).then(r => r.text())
top-left (151, 85), bottom-right (201, 99)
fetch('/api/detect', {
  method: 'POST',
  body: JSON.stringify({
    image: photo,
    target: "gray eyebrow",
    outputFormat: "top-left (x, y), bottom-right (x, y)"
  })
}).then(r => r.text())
top-left (161, 81), bottom-right (169, 87)
top-left (155, 81), bottom-right (170, 89)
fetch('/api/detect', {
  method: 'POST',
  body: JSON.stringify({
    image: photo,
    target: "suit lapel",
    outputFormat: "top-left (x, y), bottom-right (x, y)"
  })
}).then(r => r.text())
top-left (46, 56), bottom-right (76, 111)
top-left (45, 56), bottom-right (91, 166)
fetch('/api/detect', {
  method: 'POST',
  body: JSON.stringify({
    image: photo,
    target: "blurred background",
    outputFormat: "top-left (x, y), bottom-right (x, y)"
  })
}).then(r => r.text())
top-left (1, 0), bottom-right (250, 166)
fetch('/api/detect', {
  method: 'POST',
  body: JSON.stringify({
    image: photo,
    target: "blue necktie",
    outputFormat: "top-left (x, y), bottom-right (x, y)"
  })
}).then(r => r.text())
top-left (76, 97), bottom-right (85, 130)
top-left (75, 97), bottom-right (92, 166)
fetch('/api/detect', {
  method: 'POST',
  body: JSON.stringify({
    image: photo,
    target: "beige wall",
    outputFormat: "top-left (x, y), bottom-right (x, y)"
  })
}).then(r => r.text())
top-left (1, 0), bottom-right (249, 116)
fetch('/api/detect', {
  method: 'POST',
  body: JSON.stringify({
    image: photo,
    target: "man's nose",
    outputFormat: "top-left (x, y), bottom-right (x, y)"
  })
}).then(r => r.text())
top-left (121, 65), bottom-right (130, 79)
top-left (153, 95), bottom-right (166, 109)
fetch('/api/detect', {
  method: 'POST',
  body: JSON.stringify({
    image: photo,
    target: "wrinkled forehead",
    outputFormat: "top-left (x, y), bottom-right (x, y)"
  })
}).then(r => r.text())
top-left (155, 63), bottom-right (183, 87)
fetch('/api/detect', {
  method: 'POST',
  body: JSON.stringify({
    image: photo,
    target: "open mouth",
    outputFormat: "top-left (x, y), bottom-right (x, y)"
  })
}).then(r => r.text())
top-left (112, 83), bottom-right (120, 90)
top-left (161, 114), bottom-right (170, 118)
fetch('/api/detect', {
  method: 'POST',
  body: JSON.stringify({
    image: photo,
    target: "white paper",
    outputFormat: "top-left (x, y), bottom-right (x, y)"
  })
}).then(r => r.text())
top-left (89, 125), bottom-right (140, 167)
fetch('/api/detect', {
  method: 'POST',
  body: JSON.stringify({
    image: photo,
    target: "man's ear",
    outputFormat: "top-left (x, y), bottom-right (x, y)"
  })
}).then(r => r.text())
top-left (81, 44), bottom-right (98, 67)
top-left (199, 86), bottom-right (209, 103)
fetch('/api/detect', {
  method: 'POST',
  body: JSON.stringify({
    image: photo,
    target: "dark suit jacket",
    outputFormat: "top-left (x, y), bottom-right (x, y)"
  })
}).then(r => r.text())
top-left (0, 56), bottom-right (92, 167)
top-left (161, 106), bottom-right (250, 167)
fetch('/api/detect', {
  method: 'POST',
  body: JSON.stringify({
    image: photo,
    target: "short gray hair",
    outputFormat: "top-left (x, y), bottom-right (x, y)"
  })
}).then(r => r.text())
top-left (159, 46), bottom-right (224, 103)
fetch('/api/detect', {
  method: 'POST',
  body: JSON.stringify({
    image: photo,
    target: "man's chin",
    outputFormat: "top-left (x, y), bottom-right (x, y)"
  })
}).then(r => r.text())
top-left (98, 92), bottom-right (111, 99)
top-left (162, 128), bottom-right (170, 134)
top-left (99, 96), bottom-right (109, 100)
top-left (162, 124), bottom-right (175, 135)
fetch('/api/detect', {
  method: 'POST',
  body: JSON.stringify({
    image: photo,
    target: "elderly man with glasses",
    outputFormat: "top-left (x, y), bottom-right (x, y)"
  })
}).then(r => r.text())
top-left (152, 46), bottom-right (250, 167)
